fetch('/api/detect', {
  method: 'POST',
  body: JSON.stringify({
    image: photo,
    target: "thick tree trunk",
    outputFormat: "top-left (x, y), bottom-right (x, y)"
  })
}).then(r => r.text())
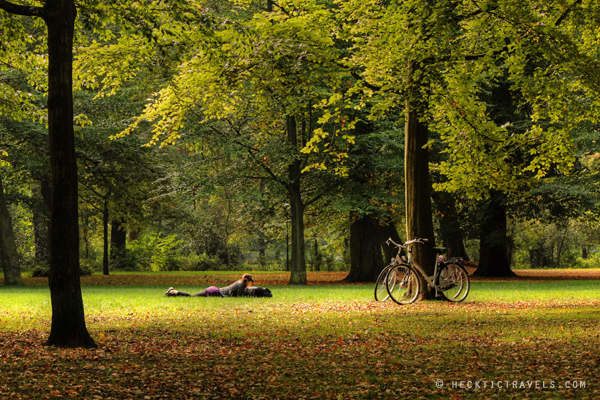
top-left (404, 74), bottom-right (436, 276)
top-left (0, 173), bottom-right (24, 286)
top-left (405, 62), bottom-right (437, 300)
top-left (102, 203), bottom-right (109, 275)
top-left (44, 0), bottom-right (95, 347)
top-left (474, 191), bottom-right (516, 277)
top-left (432, 191), bottom-right (469, 260)
top-left (286, 116), bottom-right (307, 285)
top-left (345, 215), bottom-right (385, 282)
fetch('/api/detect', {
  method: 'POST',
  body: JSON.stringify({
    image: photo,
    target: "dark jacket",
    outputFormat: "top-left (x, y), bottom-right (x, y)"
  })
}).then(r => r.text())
top-left (219, 280), bottom-right (246, 297)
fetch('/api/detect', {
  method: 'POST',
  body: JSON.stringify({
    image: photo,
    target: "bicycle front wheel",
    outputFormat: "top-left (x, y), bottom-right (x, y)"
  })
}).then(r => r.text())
top-left (386, 263), bottom-right (420, 305)
top-left (436, 261), bottom-right (470, 302)
top-left (374, 264), bottom-right (396, 301)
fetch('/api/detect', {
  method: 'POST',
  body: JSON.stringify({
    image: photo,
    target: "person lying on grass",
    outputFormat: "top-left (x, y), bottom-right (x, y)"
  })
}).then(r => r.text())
top-left (165, 273), bottom-right (254, 297)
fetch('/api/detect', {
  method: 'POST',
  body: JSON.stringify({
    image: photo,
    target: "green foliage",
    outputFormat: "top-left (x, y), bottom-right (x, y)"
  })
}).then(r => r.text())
top-left (575, 253), bottom-right (600, 269)
top-left (108, 249), bottom-right (140, 272)
top-left (29, 262), bottom-right (93, 277)
top-left (180, 252), bottom-right (222, 271)
top-left (128, 231), bottom-right (184, 271)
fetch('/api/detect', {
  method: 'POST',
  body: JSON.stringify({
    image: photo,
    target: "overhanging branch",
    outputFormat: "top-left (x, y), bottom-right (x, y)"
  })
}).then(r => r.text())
top-left (0, 0), bottom-right (43, 17)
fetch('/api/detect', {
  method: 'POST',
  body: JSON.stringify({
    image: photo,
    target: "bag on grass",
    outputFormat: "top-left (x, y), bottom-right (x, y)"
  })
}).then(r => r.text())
top-left (244, 287), bottom-right (273, 297)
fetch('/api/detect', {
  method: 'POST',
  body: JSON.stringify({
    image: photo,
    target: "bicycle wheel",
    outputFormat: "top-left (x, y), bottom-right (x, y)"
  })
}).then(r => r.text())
top-left (386, 263), bottom-right (420, 305)
top-left (374, 265), bottom-right (395, 301)
top-left (436, 261), bottom-right (470, 302)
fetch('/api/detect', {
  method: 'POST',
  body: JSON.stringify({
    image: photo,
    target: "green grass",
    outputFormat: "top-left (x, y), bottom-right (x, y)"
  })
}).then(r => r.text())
top-left (1, 280), bottom-right (599, 399)
top-left (1, 281), bottom-right (599, 332)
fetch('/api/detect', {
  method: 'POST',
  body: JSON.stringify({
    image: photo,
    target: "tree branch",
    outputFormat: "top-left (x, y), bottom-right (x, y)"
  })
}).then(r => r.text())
top-left (0, 0), bottom-right (43, 17)
top-left (554, 0), bottom-right (582, 27)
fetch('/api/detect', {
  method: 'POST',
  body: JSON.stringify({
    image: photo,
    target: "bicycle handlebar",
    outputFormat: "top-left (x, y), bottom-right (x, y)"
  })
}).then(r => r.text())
top-left (386, 237), bottom-right (429, 248)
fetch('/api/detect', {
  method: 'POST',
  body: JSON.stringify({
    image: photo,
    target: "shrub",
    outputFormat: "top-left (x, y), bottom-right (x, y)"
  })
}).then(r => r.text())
top-left (109, 249), bottom-right (142, 271)
top-left (29, 263), bottom-right (93, 277)
top-left (128, 231), bottom-right (184, 271)
top-left (181, 253), bottom-right (222, 271)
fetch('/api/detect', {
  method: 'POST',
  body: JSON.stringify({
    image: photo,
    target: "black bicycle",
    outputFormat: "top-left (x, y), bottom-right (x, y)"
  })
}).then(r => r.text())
top-left (374, 238), bottom-right (470, 304)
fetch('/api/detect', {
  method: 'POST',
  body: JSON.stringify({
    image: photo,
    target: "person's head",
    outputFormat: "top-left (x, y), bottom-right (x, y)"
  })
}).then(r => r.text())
top-left (242, 273), bottom-right (254, 287)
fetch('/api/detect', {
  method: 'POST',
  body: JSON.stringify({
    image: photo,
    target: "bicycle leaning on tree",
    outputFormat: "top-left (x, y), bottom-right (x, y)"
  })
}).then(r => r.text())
top-left (374, 237), bottom-right (470, 304)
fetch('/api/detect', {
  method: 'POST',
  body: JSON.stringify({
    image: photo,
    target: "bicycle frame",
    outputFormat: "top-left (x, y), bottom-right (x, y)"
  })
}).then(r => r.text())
top-left (404, 245), bottom-right (443, 296)
top-left (389, 238), bottom-right (445, 296)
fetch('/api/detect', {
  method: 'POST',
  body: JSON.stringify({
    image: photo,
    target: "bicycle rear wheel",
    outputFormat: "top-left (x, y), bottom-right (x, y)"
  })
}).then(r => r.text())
top-left (374, 264), bottom-right (396, 301)
top-left (436, 261), bottom-right (470, 302)
top-left (386, 264), bottom-right (420, 305)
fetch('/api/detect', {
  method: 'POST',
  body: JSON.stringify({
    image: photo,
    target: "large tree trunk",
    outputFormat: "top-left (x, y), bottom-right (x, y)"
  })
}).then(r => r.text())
top-left (345, 215), bottom-right (385, 282)
top-left (432, 191), bottom-right (469, 260)
top-left (0, 173), bottom-right (24, 286)
top-left (474, 191), bottom-right (516, 277)
top-left (44, 0), bottom-right (95, 348)
top-left (286, 116), bottom-right (307, 285)
top-left (404, 66), bottom-right (436, 277)
top-left (405, 62), bottom-right (437, 300)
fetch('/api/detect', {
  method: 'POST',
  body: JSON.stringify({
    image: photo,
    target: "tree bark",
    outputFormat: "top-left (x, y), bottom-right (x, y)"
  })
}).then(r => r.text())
top-left (103, 202), bottom-right (109, 275)
top-left (286, 116), bottom-right (307, 285)
top-left (345, 215), bottom-right (385, 282)
top-left (110, 218), bottom-right (127, 263)
top-left (312, 238), bottom-right (321, 271)
top-left (43, 0), bottom-right (95, 347)
top-left (378, 221), bottom-right (403, 265)
top-left (474, 191), bottom-right (516, 277)
top-left (0, 173), bottom-right (24, 286)
top-left (404, 64), bottom-right (436, 277)
top-left (33, 178), bottom-right (51, 264)
top-left (432, 190), bottom-right (469, 260)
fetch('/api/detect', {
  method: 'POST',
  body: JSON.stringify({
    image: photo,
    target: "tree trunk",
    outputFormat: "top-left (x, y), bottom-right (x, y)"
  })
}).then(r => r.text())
top-left (404, 65), bottom-right (436, 277)
top-left (44, 0), bottom-right (95, 347)
top-left (432, 190), bottom-right (469, 260)
top-left (33, 178), bottom-right (51, 264)
top-left (312, 238), bottom-right (321, 272)
top-left (474, 191), bottom-right (516, 277)
top-left (226, 241), bottom-right (232, 270)
top-left (110, 218), bottom-right (127, 263)
top-left (378, 221), bottom-right (403, 265)
top-left (0, 173), bottom-right (24, 286)
top-left (128, 228), bottom-right (140, 241)
top-left (345, 215), bottom-right (385, 282)
top-left (258, 235), bottom-right (266, 267)
top-left (103, 202), bottom-right (109, 275)
top-left (286, 116), bottom-right (307, 285)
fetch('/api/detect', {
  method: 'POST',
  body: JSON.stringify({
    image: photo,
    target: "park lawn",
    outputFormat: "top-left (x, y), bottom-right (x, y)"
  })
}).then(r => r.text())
top-left (1, 276), bottom-right (599, 399)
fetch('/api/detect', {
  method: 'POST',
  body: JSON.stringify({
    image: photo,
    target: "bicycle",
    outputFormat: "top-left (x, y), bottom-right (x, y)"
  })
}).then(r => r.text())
top-left (375, 237), bottom-right (470, 304)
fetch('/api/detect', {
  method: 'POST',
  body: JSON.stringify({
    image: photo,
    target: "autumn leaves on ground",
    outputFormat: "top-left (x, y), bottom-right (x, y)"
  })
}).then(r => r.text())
top-left (1, 271), bottom-right (599, 399)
